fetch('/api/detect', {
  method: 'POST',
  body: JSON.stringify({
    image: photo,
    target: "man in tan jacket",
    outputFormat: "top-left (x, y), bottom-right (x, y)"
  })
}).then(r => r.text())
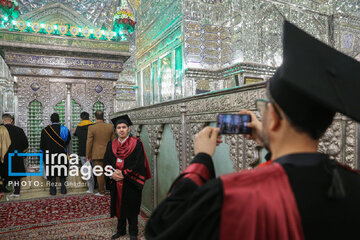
top-left (86, 110), bottom-right (115, 196)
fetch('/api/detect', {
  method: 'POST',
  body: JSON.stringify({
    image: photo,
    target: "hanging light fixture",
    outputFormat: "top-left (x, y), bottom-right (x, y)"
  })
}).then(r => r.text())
top-left (0, 0), bottom-right (20, 27)
top-left (113, 0), bottom-right (136, 38)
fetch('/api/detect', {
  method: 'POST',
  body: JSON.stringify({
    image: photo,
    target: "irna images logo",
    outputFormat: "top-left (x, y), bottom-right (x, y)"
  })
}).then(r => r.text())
top-left (8, 151), bottom-right (114, 180)
top-left (8, 150), bottom-right (43, 177)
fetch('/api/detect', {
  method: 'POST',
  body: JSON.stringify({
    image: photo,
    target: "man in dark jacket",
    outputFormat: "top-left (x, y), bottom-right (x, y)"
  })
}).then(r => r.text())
top-left (40, 113), bottom-right (71, 195)
top-left (1, 114), bottom-right (28, 197)
top-left (74, 111), bottom-right (94, 193)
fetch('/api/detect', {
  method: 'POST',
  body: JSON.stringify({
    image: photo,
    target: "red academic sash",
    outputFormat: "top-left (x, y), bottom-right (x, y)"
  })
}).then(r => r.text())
top-left (112, 137), bottom-right (152, 218)
top-left (115, 157), bottom-right (125, 219)
top-left (220, 163), bottom-right (304, 240)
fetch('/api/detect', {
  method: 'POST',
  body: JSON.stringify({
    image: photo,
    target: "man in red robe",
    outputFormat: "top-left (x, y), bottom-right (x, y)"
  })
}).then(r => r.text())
top-left (104, 114), bottom-right (151, 240)
top-left (145, 21), bottom-right (360, 240)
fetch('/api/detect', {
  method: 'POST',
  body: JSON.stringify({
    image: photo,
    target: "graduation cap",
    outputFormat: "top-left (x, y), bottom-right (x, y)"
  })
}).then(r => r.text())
top-left (269, 20), bottom-right (360, 139)
top-left (111, 114), bottom-right (133, 127)
top-left (269, 21), bottom-right (360, 199)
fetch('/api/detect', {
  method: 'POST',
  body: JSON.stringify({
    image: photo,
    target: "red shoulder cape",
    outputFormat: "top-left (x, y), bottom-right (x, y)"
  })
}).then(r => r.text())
top-left (220, 163), bottom-right (304, 240)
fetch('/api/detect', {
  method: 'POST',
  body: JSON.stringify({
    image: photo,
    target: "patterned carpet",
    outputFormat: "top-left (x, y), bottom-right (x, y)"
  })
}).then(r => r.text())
top-left (0, 194), bottom-right (146, 239)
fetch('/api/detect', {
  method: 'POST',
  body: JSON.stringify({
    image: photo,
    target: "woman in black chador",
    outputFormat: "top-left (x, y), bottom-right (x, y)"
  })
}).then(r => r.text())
top-left (104, 115), bottom-right (151, 240)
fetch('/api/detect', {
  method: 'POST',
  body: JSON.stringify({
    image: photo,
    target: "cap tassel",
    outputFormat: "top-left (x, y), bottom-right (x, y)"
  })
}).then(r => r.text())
top-left (326, 160), bottom-right (346, 200)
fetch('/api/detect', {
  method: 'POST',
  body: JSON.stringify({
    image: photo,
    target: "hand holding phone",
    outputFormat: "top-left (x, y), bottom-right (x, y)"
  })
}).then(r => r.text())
top-left (238, 110), bottom-right (265, 147)
top-left (194, 127), bottom-right (220, 157)
top-left (217, 113), bottom-right (251, 134)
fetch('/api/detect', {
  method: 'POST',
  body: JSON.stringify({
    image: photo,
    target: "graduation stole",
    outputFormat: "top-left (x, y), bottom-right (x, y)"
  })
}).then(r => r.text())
top-left (44, 125), bottom-right (66, 150)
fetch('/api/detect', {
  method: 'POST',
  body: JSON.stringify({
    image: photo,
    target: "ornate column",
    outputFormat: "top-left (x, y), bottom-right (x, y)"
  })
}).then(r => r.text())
top-left (145, 125), bottom-right (164, 208)
top-left (180, 103), bottom-right (187, 171)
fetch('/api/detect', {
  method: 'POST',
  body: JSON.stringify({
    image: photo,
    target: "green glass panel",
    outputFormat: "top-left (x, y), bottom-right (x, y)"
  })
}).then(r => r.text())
top-left (92, 101), bottom-right (105, 122)
top-left (136, 71), bottom-right (142, 106)
top-left (143, 66), bottom-right (151, 106)
top-left (28, 100), bottom-right (44, 166)
top-left (160, 53), bottom-right (173, 102)
top-left (54, 100), bottom-right (66, 125)
top-left (71, 100), bottom-right (82, 155)
top-left (151, 60), bottom-right (159, 104)
top-left (175, 46), bottom-right (183, 99)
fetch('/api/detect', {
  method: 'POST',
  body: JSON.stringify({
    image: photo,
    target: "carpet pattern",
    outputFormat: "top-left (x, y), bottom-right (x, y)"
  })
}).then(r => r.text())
top-left (0, 194), bottom-right (146, 239)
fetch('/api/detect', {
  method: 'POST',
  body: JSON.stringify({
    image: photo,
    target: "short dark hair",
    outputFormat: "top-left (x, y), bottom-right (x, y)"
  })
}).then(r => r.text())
top-left (268, 86), bottom-right (334, 140)
top-left (2, 113), bottom-right (12, 121)
top-left (95, 110), bottom-right (104, 120)
top-left (285, 110), bottom-right (334, 140)
top-left (51, 113), bottom-right (60, 123)
top-left (80, 112), bottom-right (90, 120)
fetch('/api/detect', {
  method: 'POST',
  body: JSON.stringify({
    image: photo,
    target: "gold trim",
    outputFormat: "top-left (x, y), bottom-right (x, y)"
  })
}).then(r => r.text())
top-left (58, 24), bottom-right (68, 35)
top-left (83, 27), bottom-right (91, 38)
top-left (94, 29), bottom-right (102, 39)
top-left (45, 24), bottom-right (54, 34)
top-left (104, 29), bottom-right (114, 41)
top-left (69, 26), bottom-right (79, 37)
top-left (31, 23), bottom-right (40, 33)
top-left (16, 20), bottom-right (26, 31)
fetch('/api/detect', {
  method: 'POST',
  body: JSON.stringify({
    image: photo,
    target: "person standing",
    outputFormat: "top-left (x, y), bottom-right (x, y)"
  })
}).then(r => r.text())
top-left (145, 21), bottom-right (360, 240)
top-left (86, 110), bottom-right (115, 196)
top-left (104, 115), bottom-right (151, 240)
top-left (0, 114), bottom-right (28, 197)
top-left (0, 123), bottom-right (11, 193)
top-left (40, 113), bottom-right (71, 195)
top-left (74, 112), bottom-right (94, 193)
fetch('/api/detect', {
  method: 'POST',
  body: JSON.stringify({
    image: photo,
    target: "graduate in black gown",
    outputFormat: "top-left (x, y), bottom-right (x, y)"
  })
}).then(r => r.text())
top-left (145, 21), bottom-right (360, 240)
top-left (40, 113), bottom-right (71, 195)
top-left (104, 115), bottom-right (151, 240)
top-left (1, 114), bottom-right (28, 197)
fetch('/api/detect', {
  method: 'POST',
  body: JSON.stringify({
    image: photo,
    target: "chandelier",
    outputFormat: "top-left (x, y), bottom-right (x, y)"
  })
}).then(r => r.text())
top-left (0, 0), bottom-right (19, 27)
top-left (113, 0), bottom-right (136, 38)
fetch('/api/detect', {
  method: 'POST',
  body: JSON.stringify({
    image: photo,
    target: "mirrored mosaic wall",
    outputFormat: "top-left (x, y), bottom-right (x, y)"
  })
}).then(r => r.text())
top-left (134, 0), bottom-right (183, 106)
top-left (0, 56), bottom-right (14, 117)
top-left (15, 77), bottom-right (114, 168)
top-left (115, 34), bottom-right (136, 112)
top-left (134, 0), bottom-right (360, 105)
top-left (17, 0), bottom-right (122, 28)
top-left (183, 0), bottom-right (359, 68)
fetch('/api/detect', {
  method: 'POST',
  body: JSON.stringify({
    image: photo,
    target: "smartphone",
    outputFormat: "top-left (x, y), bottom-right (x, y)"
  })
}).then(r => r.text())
top-left (217, 113), bottom-right (251, 134)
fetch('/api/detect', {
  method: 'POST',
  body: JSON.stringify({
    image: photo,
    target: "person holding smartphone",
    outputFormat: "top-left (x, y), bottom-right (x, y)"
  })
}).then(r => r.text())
top-left (103, 114), bottom-right (151, 240)
top-left (145, 21), bottom-right (360, 240)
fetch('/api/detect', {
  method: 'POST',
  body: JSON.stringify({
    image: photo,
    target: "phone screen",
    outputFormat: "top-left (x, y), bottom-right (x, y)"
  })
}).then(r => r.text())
top-left (217, 114), bottom-right (251, 134)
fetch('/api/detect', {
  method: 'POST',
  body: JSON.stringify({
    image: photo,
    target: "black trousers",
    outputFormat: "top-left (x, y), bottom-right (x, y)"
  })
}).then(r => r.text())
top-left (49, 176), bottom-right (66, 194)
top-left (117, 214), bottom-right (138, 236)
top-left (13, 178), bottom-right (20, 194)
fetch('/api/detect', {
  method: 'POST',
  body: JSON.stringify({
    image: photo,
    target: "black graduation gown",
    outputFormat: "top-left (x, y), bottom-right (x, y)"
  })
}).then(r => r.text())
top-left (40, 124), bottom-right (71, 178)
top-left (1, 124), bottom-right (28, 179)
top-left (103, 139), bottom-right (148, 218)
top-left (145, 153), bottom-right (360, 240)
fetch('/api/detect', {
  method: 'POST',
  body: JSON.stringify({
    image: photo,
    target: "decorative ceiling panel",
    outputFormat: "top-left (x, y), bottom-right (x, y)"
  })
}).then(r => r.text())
top-left (17, 0), bottom-right (126, 28)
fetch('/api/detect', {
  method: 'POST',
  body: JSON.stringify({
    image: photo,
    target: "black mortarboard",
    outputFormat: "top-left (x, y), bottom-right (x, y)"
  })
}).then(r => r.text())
top-left (270, 21), bottom-right (360, 137)
top-left (111, 114), bottom-right (133, 127)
